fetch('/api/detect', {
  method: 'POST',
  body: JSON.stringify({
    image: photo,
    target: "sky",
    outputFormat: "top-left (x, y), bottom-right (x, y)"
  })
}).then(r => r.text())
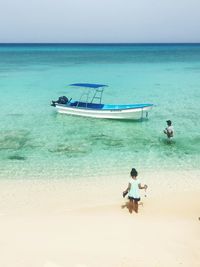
top-left (0, 0), bottom-right (200, 43)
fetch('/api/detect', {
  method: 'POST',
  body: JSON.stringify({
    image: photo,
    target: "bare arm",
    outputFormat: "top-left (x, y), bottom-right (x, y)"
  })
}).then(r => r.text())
top-left (124, 182), bottom-right (131, 193)
top-left (138, 183), bottom-right (148, 190)
top-left (123, 183), bottom-right (131, 197)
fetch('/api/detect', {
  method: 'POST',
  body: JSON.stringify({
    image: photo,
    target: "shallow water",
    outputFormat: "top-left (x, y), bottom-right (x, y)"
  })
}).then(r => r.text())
top-left (0, 44), bottom-right (200, 180)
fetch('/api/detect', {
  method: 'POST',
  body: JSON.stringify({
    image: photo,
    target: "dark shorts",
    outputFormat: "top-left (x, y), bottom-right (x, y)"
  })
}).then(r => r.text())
top-left (128, 196), bottom-right (141, 202)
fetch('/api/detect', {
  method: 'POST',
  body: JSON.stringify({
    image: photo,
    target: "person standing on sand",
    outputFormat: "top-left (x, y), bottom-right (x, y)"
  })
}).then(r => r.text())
top-left (123, 168), bottom-right (147, 213)
top-left (164, 120), bottom-right (174, 140)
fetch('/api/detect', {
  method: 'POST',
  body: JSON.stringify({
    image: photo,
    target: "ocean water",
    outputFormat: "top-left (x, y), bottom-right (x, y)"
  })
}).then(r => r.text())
top-left (0, 43), bottom-right (200, 180)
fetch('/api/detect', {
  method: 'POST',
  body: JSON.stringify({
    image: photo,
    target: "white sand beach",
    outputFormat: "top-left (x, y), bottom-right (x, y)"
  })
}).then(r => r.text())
top-left (0, 170), bottom-right (200, 267)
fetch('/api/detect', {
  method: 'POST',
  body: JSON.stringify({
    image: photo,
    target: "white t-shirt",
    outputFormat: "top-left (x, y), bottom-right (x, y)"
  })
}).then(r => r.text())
top-left (167, 125), bottom-right (174, 135)
top-left (128, 178), bottom-right (140, 198)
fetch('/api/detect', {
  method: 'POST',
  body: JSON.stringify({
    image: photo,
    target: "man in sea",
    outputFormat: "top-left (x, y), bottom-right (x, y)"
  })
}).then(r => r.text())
top-left (164, 120), bottom-right (174, 140)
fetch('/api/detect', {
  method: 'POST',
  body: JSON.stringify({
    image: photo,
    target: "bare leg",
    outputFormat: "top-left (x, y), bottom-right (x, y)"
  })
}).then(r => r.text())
top-left (128, 200), bottom-right (134, 213)
top-left (134, 200), bottom-right (138, 213)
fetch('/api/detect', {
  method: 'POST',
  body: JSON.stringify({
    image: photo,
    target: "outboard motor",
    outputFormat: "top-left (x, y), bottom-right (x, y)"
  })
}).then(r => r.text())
top-left (51, 96), bottom-right (68, 106)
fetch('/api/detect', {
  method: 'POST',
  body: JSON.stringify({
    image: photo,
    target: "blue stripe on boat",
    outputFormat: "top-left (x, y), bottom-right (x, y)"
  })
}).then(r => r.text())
top-left (69, 101), bottom-right (153, 110)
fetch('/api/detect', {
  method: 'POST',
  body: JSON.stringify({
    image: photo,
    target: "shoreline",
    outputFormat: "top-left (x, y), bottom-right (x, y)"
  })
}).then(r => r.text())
top-left (0, 170), bottom-right (200, 267)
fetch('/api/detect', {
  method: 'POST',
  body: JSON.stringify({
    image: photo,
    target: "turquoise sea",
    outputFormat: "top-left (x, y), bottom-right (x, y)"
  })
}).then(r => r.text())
top-left (0, 43), bottom-right (200, 180)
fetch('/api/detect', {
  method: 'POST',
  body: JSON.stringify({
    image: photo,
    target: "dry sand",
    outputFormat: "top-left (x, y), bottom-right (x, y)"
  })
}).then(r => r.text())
top-left (0, 171), bottom-right (199, 267)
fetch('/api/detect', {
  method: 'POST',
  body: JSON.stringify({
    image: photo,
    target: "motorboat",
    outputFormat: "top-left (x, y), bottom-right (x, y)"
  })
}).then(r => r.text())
top-left (51, 83), bottom-right (153, 120)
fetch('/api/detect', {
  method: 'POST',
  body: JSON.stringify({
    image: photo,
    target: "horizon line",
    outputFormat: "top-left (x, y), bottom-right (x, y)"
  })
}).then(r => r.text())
top-left (0, 42), bottom-right (200, 45)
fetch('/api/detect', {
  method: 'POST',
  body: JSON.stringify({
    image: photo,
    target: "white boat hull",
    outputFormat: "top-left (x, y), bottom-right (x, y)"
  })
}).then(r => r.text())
top-left (55, 105), bottom-right (153, 120)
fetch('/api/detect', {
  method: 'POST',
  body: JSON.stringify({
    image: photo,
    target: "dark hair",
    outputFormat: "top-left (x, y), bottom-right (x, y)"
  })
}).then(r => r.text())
top-left (130, 168), bottom-right (138, 177)
top-left (166, 120), bottom-right (172, 126)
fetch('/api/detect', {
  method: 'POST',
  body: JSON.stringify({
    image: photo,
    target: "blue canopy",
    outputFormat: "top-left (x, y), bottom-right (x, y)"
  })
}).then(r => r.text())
top-left (69, 83), bottom-right (108, 88)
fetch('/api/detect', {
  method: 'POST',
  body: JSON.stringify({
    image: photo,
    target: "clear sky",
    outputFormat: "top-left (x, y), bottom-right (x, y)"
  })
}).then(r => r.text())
top-left (0, 0), bottom-right (199, 43)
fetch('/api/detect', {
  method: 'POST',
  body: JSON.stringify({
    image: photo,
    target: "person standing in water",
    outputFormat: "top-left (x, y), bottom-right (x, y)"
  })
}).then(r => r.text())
top-left (123, 168), bottom-right (147, 213)
top-left (164, 120), bottom-right (174, 140)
